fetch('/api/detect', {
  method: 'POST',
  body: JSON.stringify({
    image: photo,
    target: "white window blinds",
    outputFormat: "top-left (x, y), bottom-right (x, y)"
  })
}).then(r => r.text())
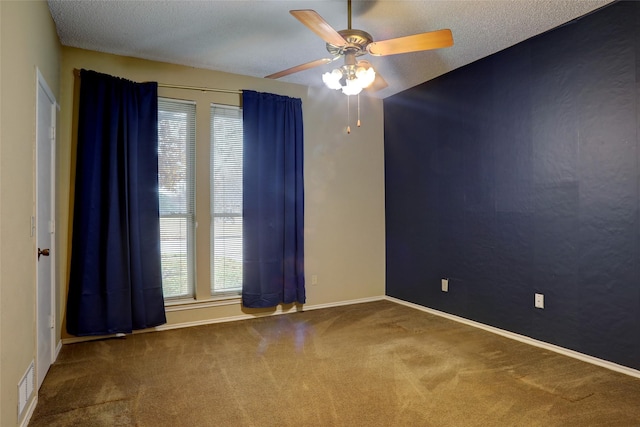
top-left (210, 104), bottom-right (243, 294)
top-left (158, 98), bottom-right (196, 299)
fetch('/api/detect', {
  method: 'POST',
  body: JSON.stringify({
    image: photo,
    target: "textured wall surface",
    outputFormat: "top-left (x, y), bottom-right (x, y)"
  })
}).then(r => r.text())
top-left (384, 1), bottom-right (640, 369)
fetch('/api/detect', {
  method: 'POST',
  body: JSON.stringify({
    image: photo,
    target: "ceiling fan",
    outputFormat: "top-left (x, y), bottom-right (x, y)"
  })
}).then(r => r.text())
top-left (265, 0), bottom-right (454, 95)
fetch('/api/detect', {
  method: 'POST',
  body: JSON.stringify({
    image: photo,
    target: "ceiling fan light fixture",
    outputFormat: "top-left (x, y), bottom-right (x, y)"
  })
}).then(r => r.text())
top-left (322, 64), bottom-right (376, 95)
top-left (269, 0), bottom-right (453, 133)
top-left (268, 1), bottom-right (454, 97)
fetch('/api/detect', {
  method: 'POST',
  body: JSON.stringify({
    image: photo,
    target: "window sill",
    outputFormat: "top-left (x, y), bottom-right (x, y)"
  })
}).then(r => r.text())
top-left (165, 295), bottom-right (241, 312)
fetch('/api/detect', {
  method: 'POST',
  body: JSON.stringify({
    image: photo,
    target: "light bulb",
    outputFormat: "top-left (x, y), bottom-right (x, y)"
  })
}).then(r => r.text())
top-left (355, 67), bottom-right (376, 88)
top-left (341, 79), bottom-right (363, 96)
top-left (322, 69), bottom-right (343, 90)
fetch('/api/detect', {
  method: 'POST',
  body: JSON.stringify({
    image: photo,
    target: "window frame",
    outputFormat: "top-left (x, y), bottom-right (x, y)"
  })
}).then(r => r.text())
top-left (210, 103), bottom-right (243, 297)
top-left (157, 98), bottom-right (197, 301)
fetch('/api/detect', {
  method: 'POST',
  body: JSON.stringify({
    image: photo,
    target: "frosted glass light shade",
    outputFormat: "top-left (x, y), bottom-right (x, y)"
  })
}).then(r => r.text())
top-left (322, 69), bottom-right (343, 90)
top-left (322, 65), bottom-right (376, 95)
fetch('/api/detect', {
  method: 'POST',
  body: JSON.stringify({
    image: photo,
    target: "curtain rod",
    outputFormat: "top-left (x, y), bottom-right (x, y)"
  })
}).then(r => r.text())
top-left (158, 83), bottom-right (241, 94)
top-left (73, 68), bottom-right (242, 95)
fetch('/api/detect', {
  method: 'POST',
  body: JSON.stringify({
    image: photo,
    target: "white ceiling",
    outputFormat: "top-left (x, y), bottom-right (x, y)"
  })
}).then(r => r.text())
top-left (47, 0), bottom-right (615, 98)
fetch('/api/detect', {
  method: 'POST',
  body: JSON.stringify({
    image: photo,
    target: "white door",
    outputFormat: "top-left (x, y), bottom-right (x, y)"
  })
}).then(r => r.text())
top-left (36, 69), bottom-right (56, 389)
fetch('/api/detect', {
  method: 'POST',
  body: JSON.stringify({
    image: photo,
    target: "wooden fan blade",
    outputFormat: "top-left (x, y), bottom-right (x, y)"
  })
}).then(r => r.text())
top-left (290, 10), bottom-right (347, 46)
top-left (369, 73), bottom-right (389, 92)
top-left (265, 58), bottom-right (333, 80)
top-left (357, 60), bottom-right (388, 92)
top-left (367, 29), bottom-right (453, 56)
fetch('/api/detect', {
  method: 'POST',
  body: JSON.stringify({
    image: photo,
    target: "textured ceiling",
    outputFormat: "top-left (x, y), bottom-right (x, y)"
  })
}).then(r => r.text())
top-left (47, 0), bottom-right (615, 98)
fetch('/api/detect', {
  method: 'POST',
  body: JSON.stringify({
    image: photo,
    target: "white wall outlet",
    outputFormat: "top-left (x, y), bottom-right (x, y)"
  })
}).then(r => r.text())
top-left (441, 278), bottom-right (449, 292)
top-left (535, 293), bottom-right (544, 309)
top-left (311, 275), bottom-right (318, 286)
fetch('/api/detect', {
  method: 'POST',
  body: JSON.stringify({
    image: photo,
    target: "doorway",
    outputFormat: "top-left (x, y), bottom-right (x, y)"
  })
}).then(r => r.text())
top-left (36, 68), bottom-right (57, 389)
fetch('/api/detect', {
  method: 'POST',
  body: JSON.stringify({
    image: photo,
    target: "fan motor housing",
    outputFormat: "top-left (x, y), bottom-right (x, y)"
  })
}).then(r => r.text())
top-left (326, 29), bottom-right (373, 57)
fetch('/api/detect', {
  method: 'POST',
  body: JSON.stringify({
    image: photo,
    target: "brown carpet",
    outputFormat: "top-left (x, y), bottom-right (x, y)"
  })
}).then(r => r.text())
top-left (30, 300), bottom-right (640, 426)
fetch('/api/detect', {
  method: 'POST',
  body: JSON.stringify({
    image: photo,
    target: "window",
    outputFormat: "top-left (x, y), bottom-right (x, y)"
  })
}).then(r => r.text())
top-left (210, 105), bottom-right (243, 295)
top-left (157, 99), bottom-right (196, 299)
top-left (157, 99), bottom-right (243, 301)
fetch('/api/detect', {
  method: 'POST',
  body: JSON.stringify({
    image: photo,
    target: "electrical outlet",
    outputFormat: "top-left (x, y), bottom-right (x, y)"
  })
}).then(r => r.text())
top-left (534, 293), bottom-right (544, 309)
top-left (441, 278), bottom-right (449, 292)
top-left (311, 275), bottom-right (318, 286)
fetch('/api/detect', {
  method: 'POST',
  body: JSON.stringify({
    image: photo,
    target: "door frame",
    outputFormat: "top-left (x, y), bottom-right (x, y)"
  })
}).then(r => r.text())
top-left (35, 67), bottom-right (58, 388)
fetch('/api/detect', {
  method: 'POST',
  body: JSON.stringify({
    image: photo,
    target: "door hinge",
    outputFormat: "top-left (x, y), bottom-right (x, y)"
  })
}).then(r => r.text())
top-left (49, 315), bottom-right (55, 329)
top-left (49, 126), bottom-right (56, 141)
top-left (49, 220), bottom-right (55, 234)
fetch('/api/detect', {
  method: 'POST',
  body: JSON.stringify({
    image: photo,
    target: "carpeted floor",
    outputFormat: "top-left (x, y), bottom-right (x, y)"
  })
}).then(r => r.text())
top-left (30, 300), bottom-right (640, 426)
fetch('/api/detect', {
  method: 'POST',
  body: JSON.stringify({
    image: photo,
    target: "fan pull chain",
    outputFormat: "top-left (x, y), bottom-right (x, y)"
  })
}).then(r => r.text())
top-left (357, 93), bottom-right (361, 127)
top-left (347, 95), bottom-right (351, 134)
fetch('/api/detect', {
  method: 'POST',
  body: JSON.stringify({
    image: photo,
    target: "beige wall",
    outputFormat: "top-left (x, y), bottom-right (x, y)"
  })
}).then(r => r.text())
top-left (58, 48), bottom-right (386, 338)
top-left (0, 1), bottom-right (61, 426)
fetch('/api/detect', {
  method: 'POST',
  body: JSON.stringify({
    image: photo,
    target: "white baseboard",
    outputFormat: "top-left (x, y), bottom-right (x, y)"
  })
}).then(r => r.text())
top-left (62, 334), bottom-right (121, 345)
top-left (54, 340), bottom-right (62, 361)
top-left (303, 295), bottom-right (385, 311)
top-left (153, 305), bottom-right (300, 332)
top-left (153, 295), bottom-right (385, 332)
top-left (61, 295), bottom-right (386, 344)
top-left (386, 296), bottom-right (640, 380)
top-left (164, 296), bottom-right (241, 312)
top-left (19, 396), bottom-right (38, 427)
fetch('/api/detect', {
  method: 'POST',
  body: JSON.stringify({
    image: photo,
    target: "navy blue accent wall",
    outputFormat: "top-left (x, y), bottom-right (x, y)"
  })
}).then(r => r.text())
top-left (384, 1), bottom-right (640, 369)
